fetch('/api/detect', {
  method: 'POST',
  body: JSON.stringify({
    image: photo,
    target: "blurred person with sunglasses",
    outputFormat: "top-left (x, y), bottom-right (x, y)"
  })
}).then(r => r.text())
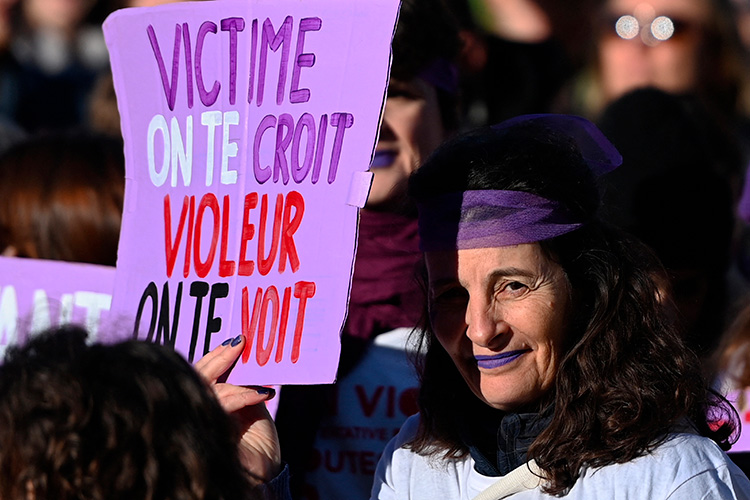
top-left (558, 0), bottom-right (750, 126)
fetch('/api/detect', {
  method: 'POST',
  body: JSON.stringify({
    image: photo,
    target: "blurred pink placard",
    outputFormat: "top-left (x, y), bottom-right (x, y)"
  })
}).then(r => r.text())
top-left (728, 389), bottom-right (750, 452)
top-left (0, 256), bottom-right (116, 360)
top-left (103, 0), bottom-right (399, 385)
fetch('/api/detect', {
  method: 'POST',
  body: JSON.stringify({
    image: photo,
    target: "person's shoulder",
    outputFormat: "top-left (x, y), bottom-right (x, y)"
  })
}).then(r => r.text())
top-left (378, 413), bottom-right (425, 463)
top-left (654, 431), bottom-right (738, 469)
top-left (567, 432), bottom-right (750, 499)
top-left (652, 432), bottom-right (750, 498)
top-left (371, 413), bottom-right (477, 500)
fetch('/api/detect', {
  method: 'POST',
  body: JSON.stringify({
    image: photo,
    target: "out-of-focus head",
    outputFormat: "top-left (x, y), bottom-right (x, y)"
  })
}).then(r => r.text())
top-left (597, 87), bottom-right (740, 358)
top-left (0, 326), bottom-right (257, 500)
top-left (410, 115), bottom-right (621, 411)
top-left (0, 0), bottom-right (18, 49)
top-left (21, 0), bottom-right (96, 35)
top-left (365, 0), bottom-right (461, 211)
top-left (592, 0), bottom-right (746, 115)
top-left (0, 132), bottom-right (124, 266)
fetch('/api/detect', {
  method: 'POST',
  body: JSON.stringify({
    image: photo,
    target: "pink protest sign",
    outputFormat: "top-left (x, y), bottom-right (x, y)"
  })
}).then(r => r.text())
top-left (0, 256), bottom-right (116, 360)
top-left (727, 389), bottom-right (750, 452)
top-left (104, 0), bottom-right (399, 385)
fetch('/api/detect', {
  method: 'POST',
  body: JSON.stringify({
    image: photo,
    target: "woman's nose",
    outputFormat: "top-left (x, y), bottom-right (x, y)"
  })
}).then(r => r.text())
top-left (464, 299), bottom-right (506, 348)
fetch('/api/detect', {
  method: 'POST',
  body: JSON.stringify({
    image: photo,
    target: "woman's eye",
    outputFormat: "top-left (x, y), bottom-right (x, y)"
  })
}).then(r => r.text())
top-left (501, 281), bottom-right (528, 295)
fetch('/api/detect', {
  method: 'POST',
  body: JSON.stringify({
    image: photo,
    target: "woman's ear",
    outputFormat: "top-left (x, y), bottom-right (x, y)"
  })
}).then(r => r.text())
top-left (2, 245), bottom-right (18, 257)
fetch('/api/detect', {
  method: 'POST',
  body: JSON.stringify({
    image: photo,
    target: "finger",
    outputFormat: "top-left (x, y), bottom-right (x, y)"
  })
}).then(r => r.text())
top-left (214, 384), bottom-right (275, 413)
top-left (195, 334), bottom-right (245, 383)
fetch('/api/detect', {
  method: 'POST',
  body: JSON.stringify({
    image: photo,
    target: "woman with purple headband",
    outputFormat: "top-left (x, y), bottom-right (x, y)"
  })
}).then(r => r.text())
top-left (370, 114), bottom-right (750, 499)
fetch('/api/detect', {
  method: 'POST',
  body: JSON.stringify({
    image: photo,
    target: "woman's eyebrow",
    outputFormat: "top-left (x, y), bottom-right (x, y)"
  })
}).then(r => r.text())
top-left (429, 267), bottom-right (536, 291)
top-left (486, 267), bottom-right (536, 281)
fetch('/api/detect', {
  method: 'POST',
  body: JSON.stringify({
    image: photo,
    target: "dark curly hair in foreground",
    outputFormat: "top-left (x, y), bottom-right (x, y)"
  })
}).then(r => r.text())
top-left (407, 119), bottom-right (737, 495)
top-left (0, 326), bottom-right (258, 500)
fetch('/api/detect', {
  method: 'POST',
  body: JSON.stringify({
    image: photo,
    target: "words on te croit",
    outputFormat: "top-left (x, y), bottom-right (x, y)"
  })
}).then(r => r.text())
top-left (130, 14), bottom-right (357, 367)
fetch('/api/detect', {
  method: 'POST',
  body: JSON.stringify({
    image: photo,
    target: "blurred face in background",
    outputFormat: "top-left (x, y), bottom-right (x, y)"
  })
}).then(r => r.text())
top-left (365, 77), bottom-right (445, 211)
top-left (0, 0), bottom-right (17, 48)
top-left (22, 0), bottom-right (94, 35)
top-left (597, 0), bottom-right (711, 103)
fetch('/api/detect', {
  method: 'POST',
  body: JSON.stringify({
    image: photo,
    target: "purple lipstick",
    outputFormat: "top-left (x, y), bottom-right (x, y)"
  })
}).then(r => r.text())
top-left (370, 150), bottom-right (397, 168)
top-left (475, 349), bottom-right (531, 369)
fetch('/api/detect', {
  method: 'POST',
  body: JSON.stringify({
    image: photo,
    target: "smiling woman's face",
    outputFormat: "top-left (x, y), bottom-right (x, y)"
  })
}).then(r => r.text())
top-left (425, 243), bottom-right (572, 411)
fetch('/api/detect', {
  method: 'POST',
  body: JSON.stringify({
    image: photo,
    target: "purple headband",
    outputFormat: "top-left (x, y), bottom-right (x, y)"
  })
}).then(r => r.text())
top-left (418, 190), bottom-right (582, 251)
top-left (417, 114), bottom-right (622, 251)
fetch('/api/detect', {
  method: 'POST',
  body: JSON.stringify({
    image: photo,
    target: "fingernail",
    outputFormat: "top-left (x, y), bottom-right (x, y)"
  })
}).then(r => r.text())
top-left (221, 338), bottom-right (233, 346)
top-left (230, 334), bottom-right (243, 347)
top-left (256, 387), bottom-right (276, 399)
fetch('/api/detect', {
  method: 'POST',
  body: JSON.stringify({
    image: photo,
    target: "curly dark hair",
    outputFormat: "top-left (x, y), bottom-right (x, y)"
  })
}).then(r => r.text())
top-left (0, 325), bottom-right (259, 500)
top-left (406, 119), bottom-right (737, 495)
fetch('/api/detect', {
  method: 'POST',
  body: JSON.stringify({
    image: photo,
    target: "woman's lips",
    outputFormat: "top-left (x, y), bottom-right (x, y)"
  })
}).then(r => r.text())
top-left (475, 349), bottom-right (531, 369)
top-left (370, 150), bottom-right (397, 168)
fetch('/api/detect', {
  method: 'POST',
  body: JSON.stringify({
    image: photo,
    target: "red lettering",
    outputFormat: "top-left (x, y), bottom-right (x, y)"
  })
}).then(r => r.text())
top-left (240, 281), bottom-right (314, 365)
top-left (324, 450), bottom-right (344, 473)
top-left (166, 191), bottom-right (304, 279)
top-left (218, 195), bottom-right (236, 277)
top-left (291, 281), bottom-right (315, 362)
top-left (241, 286), bottom-right (263, 363)
top-left (164, 194), bottom-right (189, 278)
top-left (238, 192), bottom-right (258, 276)
top-left (275, 286), bottom-right (292, 363)
top-left (256, 286), bottom-right (279, 366)
top-left (356, 385), bottom-right (384, 418)
top-left (183, 196), bottom-right (196, 277)
top-left (257, 193), bottom-right (283, 276)
top-left (279, 190), bottom-right (304, 273)
top-left (194, 193), bottom-right (220, 278)
top-left (345, 451), bottom-right (357, 473)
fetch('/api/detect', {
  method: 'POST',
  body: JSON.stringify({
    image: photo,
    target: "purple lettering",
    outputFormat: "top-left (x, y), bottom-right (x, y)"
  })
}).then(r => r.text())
top-left (274, 113), bottom-right (293, 184)
top-left (254, 114), bottom-right (276, 183)
top-left (195, 21), bottom-right (220, 106)
top-left (290, 17), bottom-right (321, 104)
top-left (258, 16), bottom-right (293, 106)
top-left (182, 23), bottom-right (194, 108)
top-left (147, 24), bottom-right (181, 111)
top-left (292, 113), bottom-right (315, 182)
top-left (220, 17), bottom-right (245, 106)
top-left (328, 112), bottom-right (354, 183)
top-left (311, 113), bottom-right (327, 184)
top-left (247, 19), bottom-right (259, 104)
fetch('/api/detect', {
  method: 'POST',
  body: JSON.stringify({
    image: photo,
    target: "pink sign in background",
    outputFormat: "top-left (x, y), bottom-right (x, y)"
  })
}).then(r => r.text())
top-left (0, 256), bottom-right (116, 360)
top-left (727, 389), bottom-right (750, 452)
top-left (103, 0), bottom-right (399, 385)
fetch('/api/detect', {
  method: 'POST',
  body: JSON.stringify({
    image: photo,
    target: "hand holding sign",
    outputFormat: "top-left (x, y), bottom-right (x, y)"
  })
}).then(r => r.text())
top-left (104, 0), bottom-right (400, 385)
top-left (196, 335), bottom-right (281, 483)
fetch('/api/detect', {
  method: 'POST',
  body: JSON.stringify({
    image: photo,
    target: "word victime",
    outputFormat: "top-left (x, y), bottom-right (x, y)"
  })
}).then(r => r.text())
top-left (164, 191), bottom-right (303, 279)
top-left (134, 280), bottom-right (315, 365)
top-left (147, 110), bottom-right (354, 187)
top-left (149, 16), bottom-right (322, 110)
